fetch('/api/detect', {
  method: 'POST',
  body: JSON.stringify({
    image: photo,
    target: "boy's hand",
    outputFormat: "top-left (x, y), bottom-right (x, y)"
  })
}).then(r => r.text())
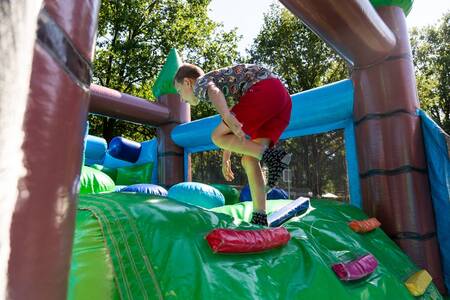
top-left (223, 113), bottom-right (245, 140)
top-left (207, 84), bottom-right (245, 140)
top-left (222, 159), bottom-right (235, 182)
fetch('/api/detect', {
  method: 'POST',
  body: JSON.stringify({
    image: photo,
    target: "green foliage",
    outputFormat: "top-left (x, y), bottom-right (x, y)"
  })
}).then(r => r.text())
top-left (248, 4), bottom-right (349, 94)
top-left (91, 0), bottom-right (241, 141)
top-left (87, 115), bottom-right (156, 143)
top-left (192, 150), bottom-right (247, 185)
top-left (279, 133), bottom-right (347, 199)
top-left (411, 12), bottom-right (450, 133)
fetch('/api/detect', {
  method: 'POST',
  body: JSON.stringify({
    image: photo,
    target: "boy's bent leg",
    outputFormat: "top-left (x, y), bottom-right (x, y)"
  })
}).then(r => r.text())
top-left (212, 121), bottom-right (291, 188)
top-left (242, 138), bottom-right (271, 226)
top-left (241, 156), bottom-right (265, 211)
top-left (211, 122), bottom-right (266, 159)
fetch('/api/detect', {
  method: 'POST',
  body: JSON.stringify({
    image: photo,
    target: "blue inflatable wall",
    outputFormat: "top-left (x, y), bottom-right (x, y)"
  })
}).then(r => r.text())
top-left (419, 110), bottom-right (450, 291)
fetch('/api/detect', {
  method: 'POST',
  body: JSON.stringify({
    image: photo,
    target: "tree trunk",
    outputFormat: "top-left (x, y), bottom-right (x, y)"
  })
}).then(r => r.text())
top-left (102, 117), bottom-right (116, 143)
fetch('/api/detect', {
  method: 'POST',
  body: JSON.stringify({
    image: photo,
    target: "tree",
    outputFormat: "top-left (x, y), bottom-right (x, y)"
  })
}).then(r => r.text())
top-left (248, 4), bottom-right (349, 198)
top-left (248, 4), bottom-right (348, 94)
top-left (411, 12), bottom-right (450, 132)
top-left (89, 0), bottom-right (241, 142)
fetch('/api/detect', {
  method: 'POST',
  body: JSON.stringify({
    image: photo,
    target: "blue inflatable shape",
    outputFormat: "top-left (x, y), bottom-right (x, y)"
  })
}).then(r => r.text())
top-left (168, 182), bottom-right (225, 209)
top-left (267, 188), bottom-right (289, 200)
top-left (239, 185), bottom-right (252, 202)
top-left (114, 185), bottom-right (127, 192)
top-left (85, 135), bottom-right (107, 165)
top-left (122, 184), bottom-right (168, 197)
top-left (108, 136), bottom-right (142, 163)
top-left (239, 185), bottom-right (289, 202)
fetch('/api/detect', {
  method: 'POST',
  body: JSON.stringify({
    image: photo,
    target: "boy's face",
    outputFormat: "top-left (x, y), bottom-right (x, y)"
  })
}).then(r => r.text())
top-left (174, 78), bottom-right (199, 106)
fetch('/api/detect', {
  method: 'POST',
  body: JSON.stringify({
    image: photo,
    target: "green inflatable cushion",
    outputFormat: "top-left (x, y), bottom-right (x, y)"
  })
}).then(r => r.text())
top-left (79, 166), bottom-right (115, 194)
top-left (90, 164), bottom-right (118, 182)
top-left (115, 162), bottom-right (153, 186)
top-left (209, 184), bottom-right (240, 205)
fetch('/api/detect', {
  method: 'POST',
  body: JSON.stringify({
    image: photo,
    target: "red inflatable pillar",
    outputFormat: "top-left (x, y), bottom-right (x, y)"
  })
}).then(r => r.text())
top-left (7, 1), bottom-right (100, 299)
top-left (352, 5), bottom-right (445, 293)
top-left (153, 49), bottom-right (191, 187)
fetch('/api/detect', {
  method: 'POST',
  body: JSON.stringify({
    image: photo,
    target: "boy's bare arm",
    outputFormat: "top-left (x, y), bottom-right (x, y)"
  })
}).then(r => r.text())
top-left (207, 83), bottom-right (245, 139)
top-left (222, 150), bottom-right (231, 162)
top-left (222, 150), bottom-right (234, 181)
top-left (206, 82), bottom-right (230, 116)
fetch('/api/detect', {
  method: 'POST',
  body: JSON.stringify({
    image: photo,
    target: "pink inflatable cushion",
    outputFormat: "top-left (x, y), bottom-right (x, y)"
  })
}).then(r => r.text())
top-left (332, 254), bottom-right (378, 281)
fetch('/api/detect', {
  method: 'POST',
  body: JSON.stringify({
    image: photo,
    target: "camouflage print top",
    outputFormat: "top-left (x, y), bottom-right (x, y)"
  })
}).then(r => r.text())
top-left (193, 64), bottom-right (278, 103)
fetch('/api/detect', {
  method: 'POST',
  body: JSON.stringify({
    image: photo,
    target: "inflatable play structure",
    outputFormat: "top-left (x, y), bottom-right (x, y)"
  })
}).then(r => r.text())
top-left (4, 0), bottom-right (450, 299)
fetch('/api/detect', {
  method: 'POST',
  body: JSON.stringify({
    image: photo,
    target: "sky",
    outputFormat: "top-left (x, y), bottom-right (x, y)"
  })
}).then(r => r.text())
top-left (208, 0), bottom-right (450, 54)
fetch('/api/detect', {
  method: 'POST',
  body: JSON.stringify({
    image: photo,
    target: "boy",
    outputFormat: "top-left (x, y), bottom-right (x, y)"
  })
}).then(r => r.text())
top-left (173, 63), bottom-right (292, 226)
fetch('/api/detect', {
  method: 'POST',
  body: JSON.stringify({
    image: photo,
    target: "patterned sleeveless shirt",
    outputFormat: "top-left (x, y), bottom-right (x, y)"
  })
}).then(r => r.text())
top-left (193, 64), bottom-right (278, 103)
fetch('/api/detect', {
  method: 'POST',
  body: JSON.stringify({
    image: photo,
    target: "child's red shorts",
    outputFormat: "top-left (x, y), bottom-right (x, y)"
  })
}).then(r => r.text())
top-left (231, 78), bottom-right (292, 147)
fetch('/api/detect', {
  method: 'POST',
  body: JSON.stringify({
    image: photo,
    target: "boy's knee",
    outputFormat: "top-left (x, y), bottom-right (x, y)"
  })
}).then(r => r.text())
top-left (211, 130), bottom-right (220, 146)
top-left (241, 155), bottom-right (257, 169)
top-left (211, 129), bottom-right (222, 147)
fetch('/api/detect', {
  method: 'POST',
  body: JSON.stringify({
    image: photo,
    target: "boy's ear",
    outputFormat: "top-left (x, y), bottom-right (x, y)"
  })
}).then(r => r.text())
top-left (184, 77), bottom-right (195, 88)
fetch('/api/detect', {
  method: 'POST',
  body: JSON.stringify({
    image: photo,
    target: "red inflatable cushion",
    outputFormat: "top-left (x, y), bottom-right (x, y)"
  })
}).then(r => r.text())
top-left (348, 218), bottom-right (381, 233)
top-left (206, 227), bottom-right (291, 253)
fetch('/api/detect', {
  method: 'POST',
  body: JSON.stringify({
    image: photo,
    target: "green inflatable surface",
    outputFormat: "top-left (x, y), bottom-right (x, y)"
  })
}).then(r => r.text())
top-left (68, 210), bottom-right (119, 300)
top-left (69, 193), bottom-right (443, 299)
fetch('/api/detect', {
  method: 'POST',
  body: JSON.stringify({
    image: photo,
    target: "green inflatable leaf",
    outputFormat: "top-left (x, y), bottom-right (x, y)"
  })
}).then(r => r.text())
top-left (152, 48), bottom-right (183, 98)
top-left (369, 0), bottom-right (414, 16)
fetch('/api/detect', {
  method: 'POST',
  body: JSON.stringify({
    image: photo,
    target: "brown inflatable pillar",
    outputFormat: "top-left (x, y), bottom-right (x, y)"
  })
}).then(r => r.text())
top-left (7, 1), bottom-right (99, 299)
top-left (157, 94), bottom-right (191, 187)
top-left (352, 6), bottom-right (445, 293)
